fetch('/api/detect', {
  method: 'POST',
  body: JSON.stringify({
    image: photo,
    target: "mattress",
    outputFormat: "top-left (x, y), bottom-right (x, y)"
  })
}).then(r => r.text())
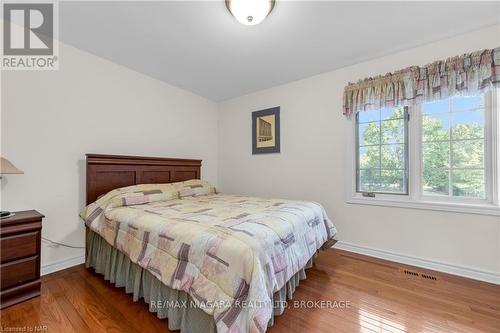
top-left (80, 181), bottom-right (336, 333)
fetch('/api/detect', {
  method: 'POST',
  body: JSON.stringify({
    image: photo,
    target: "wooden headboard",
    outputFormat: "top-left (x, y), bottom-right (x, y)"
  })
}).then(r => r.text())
top-left (85, 154), bottom-right (202, 204)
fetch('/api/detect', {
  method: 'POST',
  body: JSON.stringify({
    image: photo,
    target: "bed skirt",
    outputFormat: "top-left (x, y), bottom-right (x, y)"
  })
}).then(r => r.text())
top-left (86, 230), bottom-right (315, 332)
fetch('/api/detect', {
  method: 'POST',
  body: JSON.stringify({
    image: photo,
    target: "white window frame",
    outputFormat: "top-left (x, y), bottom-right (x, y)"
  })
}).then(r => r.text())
top-left (346, 90), bottom-right (499, 216)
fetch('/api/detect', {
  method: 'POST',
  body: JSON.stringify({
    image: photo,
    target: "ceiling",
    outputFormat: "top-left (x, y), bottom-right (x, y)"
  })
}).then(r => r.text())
top-left (60, 1), bottom-right (500, 101)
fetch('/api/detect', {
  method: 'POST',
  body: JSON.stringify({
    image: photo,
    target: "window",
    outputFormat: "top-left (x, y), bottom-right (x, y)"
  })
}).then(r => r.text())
top-left (421, 95), bottom-right (486, 199)
top-left (356, 106), bottom-right (408, 194)
top-left (349, 90), bottom-right (498, 215)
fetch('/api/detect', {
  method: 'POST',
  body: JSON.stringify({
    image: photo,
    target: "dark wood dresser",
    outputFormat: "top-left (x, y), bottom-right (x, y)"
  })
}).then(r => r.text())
top-left (0, 210), bottom-right (44, 309)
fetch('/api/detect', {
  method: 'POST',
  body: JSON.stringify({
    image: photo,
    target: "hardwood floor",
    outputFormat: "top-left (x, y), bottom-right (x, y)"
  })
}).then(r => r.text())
top-left (1, 249), bottom-right (499, 333)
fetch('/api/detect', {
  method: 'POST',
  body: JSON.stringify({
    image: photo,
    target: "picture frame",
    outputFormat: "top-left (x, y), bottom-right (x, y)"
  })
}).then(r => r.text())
top-left (252, 106), bottom-right (280, 154)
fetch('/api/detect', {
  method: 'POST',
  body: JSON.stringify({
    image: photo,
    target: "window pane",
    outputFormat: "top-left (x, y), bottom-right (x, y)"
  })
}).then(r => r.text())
top-left (380, 170), bottom-right (405, 193)
top-left (358, 109), bottom-right (379, 123)
top-left (423, 167), bottom-right (449, 196)
top-left (381, 119), bottom-right (404, 144)
top-left (381, 106), bottom-right (404, 120)
top-left (422, 99), bottom-right (448, 114)
top-left (422, 113), bottom-right (449, 142)
top-left (451, 139), bottom-right (484, 169)
top-left (420, 93), bottom-right (487, 200)
top-left (358, 122), bottom-right (380, 146)
top-left (423, 141), bottom-right (450, 169)
top-left (359, 146), bottom-right (380, 169)
top-left (358, 169), bottom-right (380, 192)
top-left (452, 169), bottom-right (485, 198)
top-left (451, 110), bottom-right (484, 140)
top-left (356, 107), bottom-right (408, 194)
top-left (451, 95), bottom-right (484, 111)
top-left (381, 144), bottom-right (404, 169)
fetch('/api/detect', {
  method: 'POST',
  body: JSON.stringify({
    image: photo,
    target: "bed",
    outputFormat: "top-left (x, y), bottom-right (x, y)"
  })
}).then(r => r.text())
top-left (80, 154), bottom-right (337, 333)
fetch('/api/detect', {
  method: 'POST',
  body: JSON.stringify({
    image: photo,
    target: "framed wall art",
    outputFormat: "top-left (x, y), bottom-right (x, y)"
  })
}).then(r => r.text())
top-left (252, 106), bottom-right (280, 154)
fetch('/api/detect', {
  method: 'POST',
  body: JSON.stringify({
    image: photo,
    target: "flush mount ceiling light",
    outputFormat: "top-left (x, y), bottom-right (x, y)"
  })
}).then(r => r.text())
top-left (226, 0), bottom-right (276, 26)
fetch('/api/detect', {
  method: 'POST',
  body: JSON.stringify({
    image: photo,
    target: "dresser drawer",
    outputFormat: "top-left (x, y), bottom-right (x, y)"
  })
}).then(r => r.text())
top-left (0, 231), bottom-right (38, 263)
top-left (1, 256), bottom-right (38, 290)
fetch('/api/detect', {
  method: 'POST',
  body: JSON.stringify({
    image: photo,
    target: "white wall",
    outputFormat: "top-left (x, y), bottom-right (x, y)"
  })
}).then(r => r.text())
top-left (1, 43), bottom-right (219, 272)
top-left (218, 25), bottom-right (500, 282)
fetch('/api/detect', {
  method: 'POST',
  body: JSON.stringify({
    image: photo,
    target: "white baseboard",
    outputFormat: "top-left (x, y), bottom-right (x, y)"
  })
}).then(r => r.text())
top-left (334, 241), bottom-right (500, 285)
top-left (41, 255), bottom-right (85, 276)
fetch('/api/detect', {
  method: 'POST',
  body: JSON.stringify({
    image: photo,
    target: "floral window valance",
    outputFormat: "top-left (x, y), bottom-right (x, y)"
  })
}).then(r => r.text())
top-left (343, 47), bottom-right (500, 117)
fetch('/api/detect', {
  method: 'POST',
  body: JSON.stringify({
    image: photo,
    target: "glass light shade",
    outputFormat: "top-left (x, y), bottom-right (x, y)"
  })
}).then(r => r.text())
top-left (226, 0), bottom-right (275, 26)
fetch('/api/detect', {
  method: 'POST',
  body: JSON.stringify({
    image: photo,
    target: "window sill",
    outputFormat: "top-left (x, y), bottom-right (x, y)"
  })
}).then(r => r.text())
top-left (346, 197), bottom-right (500, 216)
